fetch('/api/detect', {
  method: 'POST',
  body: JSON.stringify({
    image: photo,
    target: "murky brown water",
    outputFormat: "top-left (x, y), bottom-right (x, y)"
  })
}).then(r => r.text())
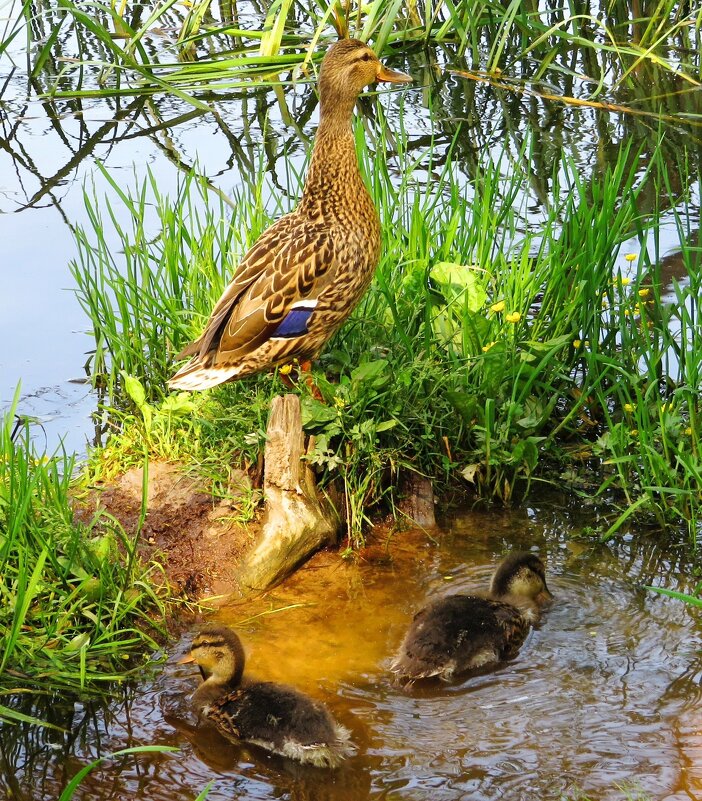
top-left (4, 503), bottom-right (702, 800)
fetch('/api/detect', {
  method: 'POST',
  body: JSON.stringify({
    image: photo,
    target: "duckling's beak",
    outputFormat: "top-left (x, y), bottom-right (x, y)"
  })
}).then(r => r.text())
top-left (177, 653), bottom-right (195, 664)
top-left (376, 64), bottom-right (413, 85)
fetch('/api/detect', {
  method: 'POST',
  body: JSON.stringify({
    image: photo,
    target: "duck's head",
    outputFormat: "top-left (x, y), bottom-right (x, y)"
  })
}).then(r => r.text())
top-left (178, 624), bottom-right (245, 687)
top-left (490, 552), bottom-right (553, 605)
top-left (318, 38), bottom-right (412, 109)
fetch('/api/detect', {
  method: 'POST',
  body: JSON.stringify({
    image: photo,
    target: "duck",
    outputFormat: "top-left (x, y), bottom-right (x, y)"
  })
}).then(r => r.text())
top-left (168, 39), bottom-right (412, 391)
top-left (178, 624), bottom-right (353, 768)
top-left (391, 552), bottom-right (553, 683)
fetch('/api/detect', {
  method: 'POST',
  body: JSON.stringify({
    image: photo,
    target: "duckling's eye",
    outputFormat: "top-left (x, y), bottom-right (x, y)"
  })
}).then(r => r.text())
top-left (360, 53), bottom-right (372, 61)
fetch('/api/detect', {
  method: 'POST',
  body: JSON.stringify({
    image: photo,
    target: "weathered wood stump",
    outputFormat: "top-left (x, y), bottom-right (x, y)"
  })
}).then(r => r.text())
top-left (238, 394), bottom-right (340, 591)
top-left (398, 472), bottom-right (437, 529)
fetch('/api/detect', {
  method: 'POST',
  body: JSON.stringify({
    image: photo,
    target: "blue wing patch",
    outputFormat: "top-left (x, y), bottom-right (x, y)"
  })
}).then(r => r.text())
top-left (272, 307), bottom-right (314, 339)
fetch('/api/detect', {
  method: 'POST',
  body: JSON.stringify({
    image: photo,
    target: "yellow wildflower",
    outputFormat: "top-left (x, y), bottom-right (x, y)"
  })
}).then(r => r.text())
top-left (279, 364), bottom-right (293, 376)
top-left (505, 311), bottom-right (521, 323)
top-left (620, 276), bottom-right (631, 286)
top-left (572, 339), bottom-right (582, 348)
top-left (482, 341), bottom-right (497, 352)
top-left (624, 253), bottom-right (637, 262)
top-left (660, 402), bottom-right (673, 414)
top-left (638, 288), bottom-right (650, 298)
top-left (630, 429), bottom-right (639, 437)
top-left (685, 427), bottom-right (693, 436)
top-left (623, 403), bottom-right (635, 413)
top-left (490, 300), bottom-right (505, 314)
top-left (334, 395), bottom-right (345, 409)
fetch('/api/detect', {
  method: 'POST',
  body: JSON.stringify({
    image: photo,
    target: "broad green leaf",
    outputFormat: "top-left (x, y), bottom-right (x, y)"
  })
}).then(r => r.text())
top-left (430, 262), bottom-right (487, 312)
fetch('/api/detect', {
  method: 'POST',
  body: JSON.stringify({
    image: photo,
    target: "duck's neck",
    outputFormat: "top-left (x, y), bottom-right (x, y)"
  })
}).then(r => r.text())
top-left (192, 654), bottom-right (244, 710)
top-left (298, 95), bottom-right (378, 231)
top-left (193, 676), bottom-right (230, 710)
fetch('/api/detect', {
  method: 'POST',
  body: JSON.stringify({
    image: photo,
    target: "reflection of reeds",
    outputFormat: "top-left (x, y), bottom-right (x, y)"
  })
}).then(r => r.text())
top-left (12, 0), bottom-right (700, 113)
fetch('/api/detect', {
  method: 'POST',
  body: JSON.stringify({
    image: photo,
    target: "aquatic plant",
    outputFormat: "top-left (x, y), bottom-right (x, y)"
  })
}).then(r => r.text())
top-left (16, 0), bottom-right (702, 116)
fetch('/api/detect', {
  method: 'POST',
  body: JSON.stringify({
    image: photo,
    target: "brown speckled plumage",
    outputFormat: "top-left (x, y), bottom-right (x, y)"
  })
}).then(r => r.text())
top-left (169, 39), bottom-right (411, 390)
top-left (182, 625), bottom-right (353, 768)
top-left (391, 552), bottom-right (553, 683)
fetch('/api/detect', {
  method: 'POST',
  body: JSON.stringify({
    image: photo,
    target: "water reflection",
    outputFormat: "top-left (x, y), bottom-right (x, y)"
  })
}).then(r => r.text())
top-left (1, 501), bottom-right (701, 800)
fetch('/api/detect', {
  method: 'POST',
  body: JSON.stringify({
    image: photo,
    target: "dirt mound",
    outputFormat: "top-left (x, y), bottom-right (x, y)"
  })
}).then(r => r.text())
top-left (79, 462), bottom-right (257, 601)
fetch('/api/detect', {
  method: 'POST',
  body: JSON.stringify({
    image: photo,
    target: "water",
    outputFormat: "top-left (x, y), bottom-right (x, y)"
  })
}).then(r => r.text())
top-left (3, 503), bottom-right (701, 800)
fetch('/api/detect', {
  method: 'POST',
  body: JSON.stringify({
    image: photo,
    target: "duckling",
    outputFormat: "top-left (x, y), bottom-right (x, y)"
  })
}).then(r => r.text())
top-left (179, 624), bottom-right (353, 768)
top-left (169, 39), bottom-right (412, 390)
top-left (391, 552), bottom-right (553, 683)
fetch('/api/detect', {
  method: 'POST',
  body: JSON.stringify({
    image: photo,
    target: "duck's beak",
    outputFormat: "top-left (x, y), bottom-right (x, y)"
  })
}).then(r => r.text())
top-left (177, 653), bottom-right (195, 664)
top-left (376, 64), bottom-right (413, 84)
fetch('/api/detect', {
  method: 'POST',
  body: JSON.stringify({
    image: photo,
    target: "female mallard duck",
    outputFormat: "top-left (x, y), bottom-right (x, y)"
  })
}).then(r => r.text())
top-left (391, 552), bottom-right (553, 683)
top-left (169, 40), bottom-right (412, 390)
top-left (179, 624), bottom-right (353, 768)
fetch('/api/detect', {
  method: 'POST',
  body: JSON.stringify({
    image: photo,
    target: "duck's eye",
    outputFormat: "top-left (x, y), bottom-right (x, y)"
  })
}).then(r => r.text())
top-left (361, 53), bottom-right (372, 61)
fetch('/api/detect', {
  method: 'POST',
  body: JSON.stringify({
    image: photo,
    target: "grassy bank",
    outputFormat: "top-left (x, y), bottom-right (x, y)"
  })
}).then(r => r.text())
top-left (0, 390), bottom-right (168, 719)
top-left (71, 120), bottom-right (701, 545)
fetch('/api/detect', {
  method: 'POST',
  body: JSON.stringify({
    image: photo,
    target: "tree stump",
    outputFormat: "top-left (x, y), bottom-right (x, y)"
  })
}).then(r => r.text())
top-left (238, 394), bottom-right (340, 591)
top-left (398, 471), bottom-right (437, 529)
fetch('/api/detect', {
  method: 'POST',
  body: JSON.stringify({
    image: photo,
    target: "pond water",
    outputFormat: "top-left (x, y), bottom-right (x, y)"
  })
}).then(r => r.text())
top-left (2, 502), bottom-right (701, 800)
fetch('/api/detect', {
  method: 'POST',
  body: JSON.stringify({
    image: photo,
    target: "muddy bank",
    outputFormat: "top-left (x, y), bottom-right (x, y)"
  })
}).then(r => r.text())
top-left (79, 461), bottom-right (256, 600)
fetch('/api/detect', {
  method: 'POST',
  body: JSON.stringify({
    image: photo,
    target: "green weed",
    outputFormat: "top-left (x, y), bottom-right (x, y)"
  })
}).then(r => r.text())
top-left (70, 115), bottom-right (701, 544)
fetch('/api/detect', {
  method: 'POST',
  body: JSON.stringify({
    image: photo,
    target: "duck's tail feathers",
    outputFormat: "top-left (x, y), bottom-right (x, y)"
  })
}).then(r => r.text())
top-left (168, 360), bottom-right (244, 391)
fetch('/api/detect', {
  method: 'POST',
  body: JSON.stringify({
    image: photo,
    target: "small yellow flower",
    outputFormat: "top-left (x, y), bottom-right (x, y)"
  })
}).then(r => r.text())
top-left (623, 403), bottom-right (635, 413)
top-left (624, 309), bottom-right (631, 316)
top-left (620, 276), bottom-right (631, 286)
top-left (685, 427), bottom-right (693, 436)
top-left (660, 402), bottom-right (673, 414)
top-left (572, 339), bottom-right (582, 348)
top-left (625, 253), bottom-right (637, 262)
top-left (630, 429), bottom-right (639, 437)
top-left (490, 301), bottom-right (505, 314)
top-left (279, 364), bottom-right (293, 376)
top-left (638, 288), bottom-right (650, 298)
top-left (584, 340), bottom-right (590, 347)
top-left (334, 395), bottom-right (345, 409)
top-left (482, 341), bottom-right (497, 352)
top-left (505, 311), bottom-right (521, 323)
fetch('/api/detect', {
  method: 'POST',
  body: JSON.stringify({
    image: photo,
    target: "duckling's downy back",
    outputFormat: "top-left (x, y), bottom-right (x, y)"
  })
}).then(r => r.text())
top-left (391, 552), bottom-right (553, 683)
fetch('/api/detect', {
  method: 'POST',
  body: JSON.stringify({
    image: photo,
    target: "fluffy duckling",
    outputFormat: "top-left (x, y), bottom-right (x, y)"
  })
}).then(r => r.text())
top-left (391, 552), bottom-right (553, 683)
top-left (179, 625), bottom-right (353, 768)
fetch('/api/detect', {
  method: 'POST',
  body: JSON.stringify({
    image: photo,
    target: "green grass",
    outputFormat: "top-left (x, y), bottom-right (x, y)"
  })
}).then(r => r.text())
top-left (0, 388), bottom-right (170, 707)
top-left (69, 111), bottom-right (701, 545)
